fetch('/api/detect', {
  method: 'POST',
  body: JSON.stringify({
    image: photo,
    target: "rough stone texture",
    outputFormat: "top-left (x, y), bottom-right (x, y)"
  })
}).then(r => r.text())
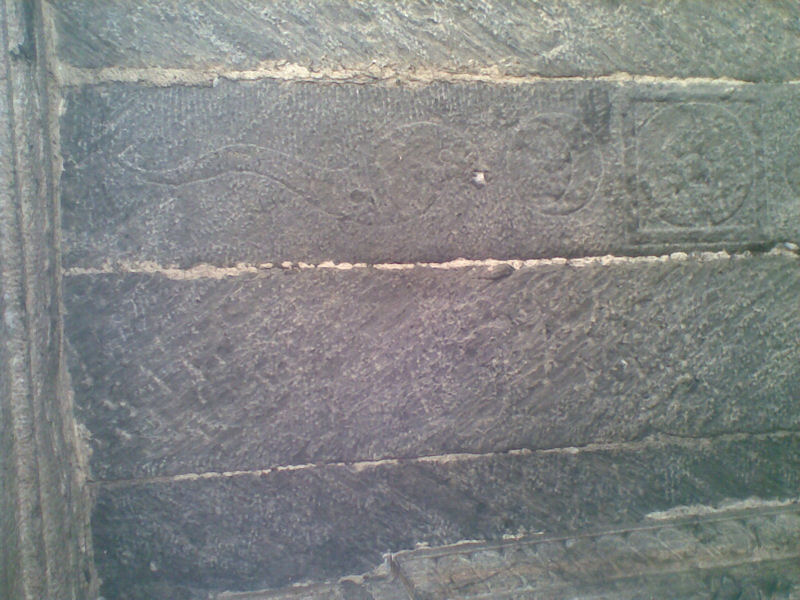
top-left (58, 80), bottom-right (800, 268)
top-left (91, 433), bottom-right (800, 599)
top-left (59, 80), bottom-right (625, 266)
top-left (215, 566), bottom-right (408, 600)
top-left (64, 254), bottom-right (800, 481)
top-left (265, 563), bottom-right (800, 600)
top-left (624, 84), bottom-right (768, 247)
top-left (46, 0), bottom-right (800, 82)
top-left (30, 2), bottom-right (800, 598)
top-left (393, 505), bottom-right (800, 599)
top-left (222, 511), bottom-right (800, 600)
top-left (0, 1), bottom-right (94, 598)
top-left (402, 560), bottom-right (800, 600)
top-left (764, 85), bottom-right (800, 245)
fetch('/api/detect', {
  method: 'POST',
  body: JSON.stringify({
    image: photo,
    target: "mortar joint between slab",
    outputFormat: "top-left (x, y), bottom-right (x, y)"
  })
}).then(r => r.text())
top-left (52, 62), bottom-right (799, 88)
top-left (88, 428), bottom-right (800, 490)
top-left (61, 245), bottom-right (800, 280)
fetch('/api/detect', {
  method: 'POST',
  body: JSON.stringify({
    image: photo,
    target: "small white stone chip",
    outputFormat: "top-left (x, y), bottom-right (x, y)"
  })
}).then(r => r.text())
top-left (471, 170), bottom-right (487, 187)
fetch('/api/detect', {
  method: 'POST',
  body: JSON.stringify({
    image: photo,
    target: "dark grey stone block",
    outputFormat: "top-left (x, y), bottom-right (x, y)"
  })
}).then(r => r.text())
top-left (623, 86), bottom-right (762, 246)
top-left (63, 254), bottom-right (800, 480)
top-left (60, 81), bottom-right (797, 268)
top-left (48, 0), bottom-right (800, 82)
top-left (59, 80), bottom-right (626, 266)
top-left (90, 433), bottom-right (800, 598)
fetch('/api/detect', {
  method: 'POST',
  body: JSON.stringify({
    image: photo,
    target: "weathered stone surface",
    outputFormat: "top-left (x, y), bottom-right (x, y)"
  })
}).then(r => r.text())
top-left (624, 85), bottom-right (761, 246)
top-left (254, 562), bottom-right (800, 600)
top-left (621, 83), bottom-right (800, 249)
top-left (47, 0), bottom-right (800, 82)
top-left (764, 86), bottom-right (800, 245)
top-left (215, 567), bottom-right (408, 600)
top-left (64, 254), bottom-right (800, 480)
top-left (231, 512), bottom-right (800, 600)
top-left (394, 505), bottom-right (800, 599)
top-left (0, 1), bottom-right (95, 599)
top-left (59, 80), bottom-right (625, 266)
top-left (91, 433), bottom-right (800, 598)
top-left (59, 80), bottom-right (795, 268)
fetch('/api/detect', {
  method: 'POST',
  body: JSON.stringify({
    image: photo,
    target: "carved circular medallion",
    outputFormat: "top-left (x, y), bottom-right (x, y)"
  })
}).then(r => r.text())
top-left (501, 113), bottom-right (603, 216)
top-left (637, 103), bottom-right (753, 228)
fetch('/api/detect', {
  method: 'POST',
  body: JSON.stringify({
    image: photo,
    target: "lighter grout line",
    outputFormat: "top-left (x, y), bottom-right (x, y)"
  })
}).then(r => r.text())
top-left (90, 429), bottom-right (799, 490)
top-left (645, 496), bottom-right (800, 521)
top-left (53, 63), bottom-right (796, 88)
top-left (62, 247), bottom-right (799, 280)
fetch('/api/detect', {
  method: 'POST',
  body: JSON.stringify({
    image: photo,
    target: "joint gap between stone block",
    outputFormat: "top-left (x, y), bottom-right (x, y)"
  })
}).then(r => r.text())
top-left (61, 245), bottom-right (800, 280)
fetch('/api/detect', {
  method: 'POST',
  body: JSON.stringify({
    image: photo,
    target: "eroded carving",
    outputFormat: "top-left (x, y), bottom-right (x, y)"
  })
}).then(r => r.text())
top-left (501, 113), bottom-right (603, 215)
top-left (636, 103), bottom-right (754, 229)
top-left (119, 122), bottom-right (479, 226)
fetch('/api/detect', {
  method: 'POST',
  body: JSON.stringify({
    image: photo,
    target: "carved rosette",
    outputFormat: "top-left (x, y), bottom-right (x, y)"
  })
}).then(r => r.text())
top-left (636, 103), bottom-right (754, 229)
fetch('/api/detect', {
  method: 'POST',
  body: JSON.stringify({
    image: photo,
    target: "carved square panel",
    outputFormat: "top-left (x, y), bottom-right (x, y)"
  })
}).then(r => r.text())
top-left (626, 91), bottom-right (764, 245)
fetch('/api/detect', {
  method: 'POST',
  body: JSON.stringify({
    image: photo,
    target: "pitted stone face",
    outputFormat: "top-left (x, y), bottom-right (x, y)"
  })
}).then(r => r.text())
top-left (48, 1), bottom-right (800, 81)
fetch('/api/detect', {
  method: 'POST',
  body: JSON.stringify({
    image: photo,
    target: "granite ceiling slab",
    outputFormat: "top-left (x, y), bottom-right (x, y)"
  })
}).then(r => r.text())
top-left (59, 80), bottom-right (800, 267)
top-left (48, 0), bottom-right (800, 82)
top-left (64, 253), bottom-right (800, 481)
